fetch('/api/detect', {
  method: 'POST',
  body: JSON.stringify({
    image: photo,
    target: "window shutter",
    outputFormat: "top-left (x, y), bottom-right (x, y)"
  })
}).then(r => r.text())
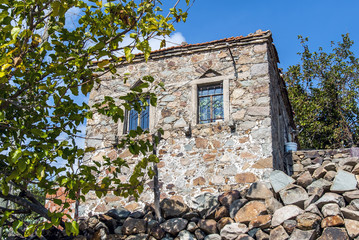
top-left (129, 108), bottom-right (138, 131)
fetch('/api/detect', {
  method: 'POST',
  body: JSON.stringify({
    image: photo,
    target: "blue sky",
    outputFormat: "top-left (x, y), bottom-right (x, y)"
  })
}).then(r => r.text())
top-left (170, 0), bottom-right (359, 70)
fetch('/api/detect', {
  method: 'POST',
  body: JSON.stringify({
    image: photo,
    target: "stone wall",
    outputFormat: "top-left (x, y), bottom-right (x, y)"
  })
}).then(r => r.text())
top-left (38, 149), bottom-right (359, 240)
top-left (81, 30), bottom-right (293, 216)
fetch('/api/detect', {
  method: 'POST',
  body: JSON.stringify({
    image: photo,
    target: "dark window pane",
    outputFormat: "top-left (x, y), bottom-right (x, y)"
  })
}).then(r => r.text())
top-left (140, 104), bottom-right (150, 130)
top-left (129, 108), bottom-right (138, 131)
top-left (199, 96), bottom-right (211, 123)
top-left (213, 95), bottom-right (224, 119)
top-left (215, 86), bottom-right (223, 94)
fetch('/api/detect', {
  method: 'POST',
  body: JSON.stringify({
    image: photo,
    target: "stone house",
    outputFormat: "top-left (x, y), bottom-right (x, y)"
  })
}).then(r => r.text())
top-left (82, 30), bottom-right (295, 214)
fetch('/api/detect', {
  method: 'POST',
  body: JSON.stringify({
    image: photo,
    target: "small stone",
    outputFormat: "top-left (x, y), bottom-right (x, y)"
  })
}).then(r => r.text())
top-left (305, 163), bottom-right (321, 173)
top-left (340, 207), bottom-right (359, 220)
top-left (304, 194), bottom-right (321, 209)
top-left (344, 219), bottom-right (359, 238)
top-left (306, 179), bottom-right (332, 195)
top-left (323, 171), bottom-right (337, 181)
top-left (193, 193), bottom-right (219, 212)
top-left (236, 234), bottom-right (254, 240)
top-left (246, 182), bottom-right (273, 200)
top-left (343, 190), bottom-right (359, 202)
top-left (122, 218), bottom-right (146, 235)
top-left (339, 157), bottom-right (359, 167)
top-left (312, 166), bottom-right (327, 179)
top-left (214, 206), bottom-right (229, 220)
top-left (187, 222), bottom-right (198, 232)
top-left (217, 217), bottom-right (234, 231)
top-left (125, 233), bottom-right (149, 240)
top-left (315, 193), bottom-right (345, 208)
top-left (178, 230), bottom-right (195, 240)
top-left (348, 199), bottom-right (359, 211)
top-left (318, 227), bottom-right (349, 240)
top-left (150, 224), bottom-right (166, 239)
top-left (269, 225), bottom-right (289, 240)
top-left (271, 205), bottom-right (304, 227)
top-left (160, 198), bottom-right (190, 219)
top-left (279, 184), bottom-right (308, 208)
top-left (255, 229), bottom-right (269, 240)
top-left (248, 215), bottom-right (271, 229)
top-left (290, 229), bottom-right (316, 240)
top-left (305, 204), bottom-right (323, 218)
top-left (220, 223), bottom-right (248, 240)
top-left (174, 118), bottom-right (187, 128)
top-left (321, 203), bottom-right (341, 217)
top-left (265, 197), bottom-right (283, 214)
top-left (296, 212), bottom-right (321, 230)
top-left (204, 234), bottom-right (221, 240)
top-left (106, 207), bottom-right (131, 220)
top-left (330, 170), bottom-right (357, 192)
top-left (296, 171), bottom-right (313, 188)
top-left (282, 220), bottom-right (296, 234)
top-left (218, 190), bottom-right (241, 206)
top-left (269, 170), bottom-right (295, 192)
top-left (235, 172), bottom-right (258, 183)
top-left (198, 219), bottom-right (218, 234)
top-left (324, 163), bottom-right (337, 171)
top-left (160, 218), bottom-right (188, 235)
top-left (229, 199), bottom-right (248, 219)
top-left (352, 163), bottom-right (359, 174)
top-left (194, 229), bottom-right (206, 240)
top-left (234, 201), bottom-right (267, 224)
top-left (321, 215), bottom-right (345, 228)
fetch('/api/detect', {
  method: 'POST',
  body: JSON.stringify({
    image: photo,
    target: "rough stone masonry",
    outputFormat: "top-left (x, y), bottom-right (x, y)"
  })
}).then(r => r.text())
top-left (81, 30), bottom-right (295, 215)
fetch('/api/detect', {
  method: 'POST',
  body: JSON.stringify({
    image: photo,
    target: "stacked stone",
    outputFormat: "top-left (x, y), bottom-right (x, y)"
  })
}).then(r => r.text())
top-left (18, 154), bottom-right (359, 239)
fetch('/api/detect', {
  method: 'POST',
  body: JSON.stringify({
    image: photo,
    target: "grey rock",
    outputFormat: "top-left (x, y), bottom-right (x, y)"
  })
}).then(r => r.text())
top-left (265, 197), bottom-right (283, 214)
top-left (321, 203), bottom-right (341, 217)
top-left (160, 198), bottom-right (190, 219)
top-left (304, 163), bottom-right (321, 173)
top-left (340, 207), bottom-right (359, 220)
top-left (315, 193), bottom-right (346, 208)
top-left (161, 95), bottom-right (176, 102)
top-left (318, 227), bottom-right (349, 240)
top-left (204, 234), bottom-right (222, 240)
top-left (164, 116), bottom-right (176, 123)
top-left (106, 207), bottom-right (131, 220)
top-left (306, 179), bottom-right (331, 195)
top-left (270, 170), bottom-right (295, 193)
top-left (174, 118), bottom-right (187, 128)
top-left (178, 230), bottom-right (195, 240)
top-left (296, 171), bottom-right (313, 188)
top-left (114, 226), bottom-right (122, 235)
top-left (304, 194), bottom-right (321, 209)
top-left (255, 229), bottom-right (269, 240)
top-left (125, 234), bottom-right (148, 240)
top-left (330, 170), bottom-right (357, 192)
top-left (236, 234), bottom-right (254, 240)
top-left (343, 190), bottom-right (359, 202)
top-left (279, 184), bottom-right (308, 208)
top-left (193, 193), bottom-right (219, 212)
top-left (271, 205), bottom-right (304, 227)
top-left (194, 229), bottom-right (206, 240)
top-left (198, 219), bottom-right (218, 234)
top-left (344, 219), bottom-right (359, 238)
top-left (122, 218), bottom-right (146, 235)
top-left (160, 218), bottom-right (188, 235)
top-left (269, 225), bottom-right (289, 240)
top-left (224, 139), bottom-right (235, 147)
top-left (187, 222), bottom-right (197, 232)
top-left (348, 199), bottom-right (359, 211)
top-left (305, 204), bottom-right (323, 218)
top-left (323, 171), bottom-right (337, 181)
top-left (323, 163), bottom-right (337, 171)
top-left (246, 182), bottom-right (273, 200)
top-left (282, 220), bottom-right (297, 234)
top-left (229, 199), bottom-right (248, 219)
top-left (339, 157), bottom-right (359, 166)
top-left (220, 223), bottom-right (248, 240)
top-left (290, 229), bottom-right (316, 240)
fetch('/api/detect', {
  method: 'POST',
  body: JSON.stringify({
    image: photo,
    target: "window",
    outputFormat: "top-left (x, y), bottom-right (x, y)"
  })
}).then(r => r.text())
top-left (125, 99), bottom-right (150, 132)
top-left (198, 83), bottom-right (224, 124)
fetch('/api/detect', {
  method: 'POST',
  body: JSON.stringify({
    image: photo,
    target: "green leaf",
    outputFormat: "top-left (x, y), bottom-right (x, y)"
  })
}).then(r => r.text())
top-left (11, 27), bottom-right (20, 40)
top-left (72, 221), bottom-right (79, 235)
top-left (12, 220), bottom-right (23, 232)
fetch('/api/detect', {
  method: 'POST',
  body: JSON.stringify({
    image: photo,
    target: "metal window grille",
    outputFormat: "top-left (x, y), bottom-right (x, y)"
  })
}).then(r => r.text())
top-left (198, 83), bottom-right (224, 124)
top-left (124, 99), bottom-right (150, 133)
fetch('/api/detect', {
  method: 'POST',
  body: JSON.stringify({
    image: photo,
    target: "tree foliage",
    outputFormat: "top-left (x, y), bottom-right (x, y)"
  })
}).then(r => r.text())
top-left (0, 0), bottom-right (190, 237)
top-left (284, 34), bottom-right (359, 149)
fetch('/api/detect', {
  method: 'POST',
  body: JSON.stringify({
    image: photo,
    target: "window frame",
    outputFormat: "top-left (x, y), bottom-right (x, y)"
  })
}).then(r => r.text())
top-left (197, 83), bottom-right (224, 124)
top-left (191, 75), bottom-right (231, 126)
top-left (123, 99), bottom-right (150, 134)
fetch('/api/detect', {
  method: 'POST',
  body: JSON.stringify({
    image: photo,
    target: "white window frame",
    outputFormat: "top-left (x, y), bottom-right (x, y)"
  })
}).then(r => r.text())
top-left (191, 75), bottom-right (231, 126)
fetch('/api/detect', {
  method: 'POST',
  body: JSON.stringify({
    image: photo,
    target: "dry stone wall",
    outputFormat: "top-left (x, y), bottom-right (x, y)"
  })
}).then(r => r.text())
top-left (82, 31), bottom-right (293, 216)
top-left (33, 149), bottom-right (359, 240)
